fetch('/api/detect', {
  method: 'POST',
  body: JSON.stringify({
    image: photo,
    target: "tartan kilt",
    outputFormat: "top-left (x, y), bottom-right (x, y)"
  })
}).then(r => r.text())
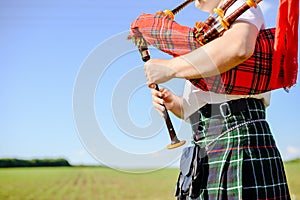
top-left (187, 98), bottom-right (290, 200)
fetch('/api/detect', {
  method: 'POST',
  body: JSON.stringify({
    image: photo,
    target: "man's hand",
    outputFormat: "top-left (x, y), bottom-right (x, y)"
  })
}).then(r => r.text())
top-left (144, 58), bottom-right (177, 87)
top-left (150, 87), bottom-right (181, 118)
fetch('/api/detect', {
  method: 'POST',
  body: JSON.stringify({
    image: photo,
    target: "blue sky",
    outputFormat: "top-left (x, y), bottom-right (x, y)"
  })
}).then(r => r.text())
top-left (0, 0), bottom-right (299, 169)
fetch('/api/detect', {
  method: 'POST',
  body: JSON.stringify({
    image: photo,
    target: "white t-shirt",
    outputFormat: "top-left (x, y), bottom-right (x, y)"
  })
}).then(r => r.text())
top-left (182, 0), bottom-right (270, 120)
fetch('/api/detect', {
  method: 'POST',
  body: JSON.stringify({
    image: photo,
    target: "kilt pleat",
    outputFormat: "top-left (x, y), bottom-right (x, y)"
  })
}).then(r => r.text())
top-left (188, 98), bottom-right (290, 200)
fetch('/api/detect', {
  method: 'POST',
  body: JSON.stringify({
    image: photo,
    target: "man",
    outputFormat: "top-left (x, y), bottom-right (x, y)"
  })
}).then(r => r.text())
top-left (143, 0), bottom-right (291, 199)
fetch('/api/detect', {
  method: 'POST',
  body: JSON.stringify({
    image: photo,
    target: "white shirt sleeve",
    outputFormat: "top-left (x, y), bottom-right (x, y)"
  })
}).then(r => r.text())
top-left (225, 0), bottom-right (265, 31)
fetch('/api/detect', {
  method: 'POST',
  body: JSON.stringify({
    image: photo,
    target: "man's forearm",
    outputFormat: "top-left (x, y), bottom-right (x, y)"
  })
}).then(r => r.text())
top-left (171, 21), bottom-right (258, 79)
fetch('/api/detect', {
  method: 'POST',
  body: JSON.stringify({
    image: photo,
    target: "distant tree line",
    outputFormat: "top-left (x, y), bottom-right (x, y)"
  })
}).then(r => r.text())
top-left (0, 158), bottom-right (71, 168)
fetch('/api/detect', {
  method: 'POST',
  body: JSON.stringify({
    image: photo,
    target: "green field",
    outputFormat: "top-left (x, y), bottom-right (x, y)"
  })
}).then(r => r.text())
top-left (0, 162), bottom-right (299, 200)
top-left (0, 167), bottom-right (179, 200)
top-left (285, 161), bottom-right (300, 200)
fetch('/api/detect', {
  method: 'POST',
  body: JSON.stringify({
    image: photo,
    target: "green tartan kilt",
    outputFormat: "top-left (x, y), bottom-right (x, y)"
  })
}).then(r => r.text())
top-left (187, 98), bottom-right (290, 200)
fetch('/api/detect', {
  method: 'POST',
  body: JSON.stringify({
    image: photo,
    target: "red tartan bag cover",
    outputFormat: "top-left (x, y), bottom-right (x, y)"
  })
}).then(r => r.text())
top-left (130, 13), bottom-right (297, 95)
top-left (190, 28), bottom-right (276, 94)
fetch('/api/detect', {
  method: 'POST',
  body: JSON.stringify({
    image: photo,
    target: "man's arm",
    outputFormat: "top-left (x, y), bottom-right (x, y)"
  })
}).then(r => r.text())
top-left (173, 21), bottom-right (259, 79)
top-left (144, 21), bottom-right (259, 85)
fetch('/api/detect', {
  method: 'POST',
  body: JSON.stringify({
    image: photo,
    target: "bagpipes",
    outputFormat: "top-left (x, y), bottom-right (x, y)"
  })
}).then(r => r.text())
top-left (129, 0), bottom-right (298, 148)
top-left (130, 0), bottom-right (297, 94)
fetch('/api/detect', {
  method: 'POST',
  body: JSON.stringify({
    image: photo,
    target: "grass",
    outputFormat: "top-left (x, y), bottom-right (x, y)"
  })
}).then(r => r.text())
top-left (285, 161), bottom-right (300, 199)
top-left (0, 167), bottom-right (179, 200)
top-left (0, 161), bottom-right (299, 200)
